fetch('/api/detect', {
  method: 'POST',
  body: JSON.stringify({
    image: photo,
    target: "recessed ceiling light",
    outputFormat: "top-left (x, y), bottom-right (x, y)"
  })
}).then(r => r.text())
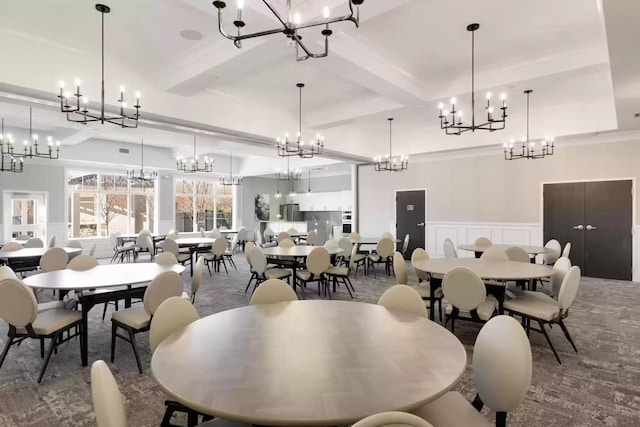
top-left (180, 30), bottom-right (203, 41)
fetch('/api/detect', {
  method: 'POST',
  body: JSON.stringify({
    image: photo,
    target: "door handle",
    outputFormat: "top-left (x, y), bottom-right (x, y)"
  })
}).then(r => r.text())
top-left (573, 225), bottom-right (584, 230)
top-left (586, 224), bottom-right (597, 231)
top-left (417, 222), bottom-right (425, 227)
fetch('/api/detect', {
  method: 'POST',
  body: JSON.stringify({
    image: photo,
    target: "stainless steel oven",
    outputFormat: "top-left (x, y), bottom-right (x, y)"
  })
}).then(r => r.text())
top-left (342, 223), bottom-right (352, 235)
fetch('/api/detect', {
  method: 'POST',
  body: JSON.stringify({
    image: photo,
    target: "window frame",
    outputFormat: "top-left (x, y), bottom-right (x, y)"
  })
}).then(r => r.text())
top-left (173, 177), bottom-right (236, 232)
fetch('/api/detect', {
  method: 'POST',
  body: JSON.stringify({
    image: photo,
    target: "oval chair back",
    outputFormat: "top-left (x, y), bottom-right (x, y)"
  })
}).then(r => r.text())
top-left (166, 232), bottom-right (179, 241)
top-left (199, 228), bottom-right (206, 237)
top-left (306, 247), bottom-right (330, 276)
top-left (1, 242), bottom-right (23, 251)
top-left (338, 238), bottom-right (353, 262)
top-left (14, 235), bottom-right (29, 242)
top-left (474, 237), bottom-right (492, 246)
top-left (40, 248), bottom-right (69, 272)
top-left (237, 227), bottom-right (248, 242)
top-left (286, 228), bottom-right (298, 235)
top-left (250, 279), bottom-right (298, 305)
top-left (376, 238), bottom-right (394, 259)
top-left (244, 242), bottom-right (256, 264)
top-left (154, 252), bottom-right (178, 266)
top-left (0, 266), bottom-right (17, 280)
top-left (393, 252), bottom-right (408, 285)
top-left (442, 267), bottom-right (486, 312)
top-left (255, 229), bottom-right (264, 246)
top-left (212, 237), bottom-right (227, 257)
top-left (142, 271), bottom-right (183, 316)
top-left (209, 229), bottom-right (221, 239)
top-left (47, 235), bottom-right (56, 248)
top-left (276, 232), bottom-right (291, 243)
top-left (402, 234), bottom-right (410, 255)
top-left (0, 277), bottom-right (38, 328)
top-left (480, 247), bottom-right (509, 261)
top-left (352, 411), bottom-right (434, 427)
top-left (91, 360), bottom-right (128, 427)
top-left (88, 243), bottom-right (97, 256)
top-left (473, 315), bottom-right (532, 415)
top-left (562, 242), bottom-right (572, 258)
top-left (250, 247), bottom-right (267, 275)
top-left (190, 257), bottom-right (205, 303)
top-left (381, 232), bottom-right (393, 240)
top-left (67, 255), bottom-right (98, 271)
top-left (161, 238), bottom-right (179, 256)
top-left (324, 238), bottom-right (338, 249)
top-left (264, 228), bottom-right (275, 242)
top-left (443, 238), bottom-right (457, 258)
top-left (149, 297), bottom-right (199, 353)
top-left (558, 265), bottom-right (581, 314)
top-left (25, 238), bottom-right (44, 248)
top-left (411, 248), bottom-right (430, 282)
top-left (278, 239), bottom-right (295, 248)
top-left (109, 233), bottom-right (119, 249)
top-left (550, 256), bottom-right (571, 297)
top-left (306, 230), bottom-right (317, 245)
top-left (348, 232), bottom-right (361, 241)
top-left (378, 285), bottom-right (428, 319)
top-left (67, 240), bottom-right (83, 250)
top-left (348, 242), bottom-right (360, 270)
top-left (543, 239), bottom-right (561, 265)
top-left (505, 246), bottom-right (530, 263)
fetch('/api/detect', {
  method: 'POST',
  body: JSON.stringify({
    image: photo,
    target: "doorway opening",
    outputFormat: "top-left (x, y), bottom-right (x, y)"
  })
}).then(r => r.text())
top-left (395, 189), bottom-right (426, 259)
top-left (2, 191), bottom-right (48, 241)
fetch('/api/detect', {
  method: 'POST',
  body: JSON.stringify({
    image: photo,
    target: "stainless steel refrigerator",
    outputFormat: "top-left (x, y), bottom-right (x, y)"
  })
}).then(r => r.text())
top-left (280, 204), bottom-right (302, 221)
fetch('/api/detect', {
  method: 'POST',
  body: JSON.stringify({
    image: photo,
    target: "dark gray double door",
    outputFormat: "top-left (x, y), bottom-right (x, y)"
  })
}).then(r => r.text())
top-left (396, 190), bottom-right (426, 259)
top-left (543, 180), bottom-right (632, 280)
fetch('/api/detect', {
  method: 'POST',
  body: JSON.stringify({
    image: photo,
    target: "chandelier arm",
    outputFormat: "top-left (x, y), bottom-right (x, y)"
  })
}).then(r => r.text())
top-left (217, 22), bottom-right (286, 42)
top-left (295, 35), bottom-right (329, 61)
top-left (261, 0), bottom-right (288, 27)
top-left (101, 9), bottom-right (106, 124)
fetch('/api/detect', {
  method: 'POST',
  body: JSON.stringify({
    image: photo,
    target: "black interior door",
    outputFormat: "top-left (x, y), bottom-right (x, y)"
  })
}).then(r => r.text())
top-left (543, 183), bottom-right (586, 270)
top-left (396, 190), bottom-right (425, 259)
top-left (584, 180), bottom-right (632, 280)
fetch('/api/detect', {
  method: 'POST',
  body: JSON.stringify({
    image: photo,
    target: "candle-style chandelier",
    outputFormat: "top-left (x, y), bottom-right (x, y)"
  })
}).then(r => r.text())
top-left (0, 120), bottom-right (23, 173)
top-left (212, 0), bottom-right (365, 61)
top-left (220, 152), bottom-right (242, 186)
top-left (275, 155), bottom-right (302, 181)
top-left (504, 90), bottom-right (554, 160)
top-left (5, 109), bottom-right (60, 160)
top-left (277, 83), bottom-right (324, 158)
top-left (374, 118), bottom-right (408, 172)
top-left (57, 4), bottom-right (141, 128)
top-left (437, 24), bottom-right (507, 135)
top-left (127, 139), bottom-right (157, 181)
top-left (177, 135), bottom-right (214, 173)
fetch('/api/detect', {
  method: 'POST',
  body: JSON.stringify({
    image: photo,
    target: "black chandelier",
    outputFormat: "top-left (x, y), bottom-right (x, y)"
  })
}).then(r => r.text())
top-left (213, 0), bottom-right (365, 61)
top-left (306, 169), bottom-right (312, 195)
top-left (7, 108), bottom-right (60, 160)
top-left (220, 152), bottom-right (242, 186)
top-left (374, 118), bottom-right (407, 172)
top-left (275, 155), bottom-right (302, 181)
top-left (504, 90), bottom-right (554, 160)
top-left (0, 119), bottom-right (23, 173)
top-left (57, 4), bottom-right (141, 128)
top-left (438, 24), bottom-right (507, 135)
top-left (177, 136), bottom-right (214, 173)
top-left (277, 83), bottom-right (324, 158)
top-left (127, 139), bottom-right (157, 181)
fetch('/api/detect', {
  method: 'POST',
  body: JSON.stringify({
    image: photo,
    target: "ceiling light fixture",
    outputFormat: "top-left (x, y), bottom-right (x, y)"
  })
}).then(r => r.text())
top-left (275, 155), bottom-right (302, 181)
top-left (277, 83), bottom-right (324, 158)
top-left (57, 4), bottom-right (141, 128)
top-left (7, 108), bottom-right (60, 160)
top-left (177, 135), bottom-right (214, 173)
top-left (306, 169), bottom-right (312, 195)
top-left (374, 118), bottom-right (408, 172)
top-left (127, 139), bottom-right (157, 181)
top-left (220, 152), bottom-right (242, 186)
top-left (0, 119), bottom-right (24, 173)
top-left (438, 24), bottom-right (507, 135)
top-left (212, 0), bottom-right (365, 61)
top-left (504, 90), bottom-right (554, 160)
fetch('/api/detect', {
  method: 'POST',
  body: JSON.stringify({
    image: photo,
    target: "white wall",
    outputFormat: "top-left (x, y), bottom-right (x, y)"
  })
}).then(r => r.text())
top-left (358, 139), bottom-right (640, 279)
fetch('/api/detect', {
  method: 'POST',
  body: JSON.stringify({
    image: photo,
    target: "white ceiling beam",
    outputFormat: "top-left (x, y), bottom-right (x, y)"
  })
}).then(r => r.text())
top-left (59, 126), bottom-right (104, 146)
top-left (308, 95), bottom-right (403, 129)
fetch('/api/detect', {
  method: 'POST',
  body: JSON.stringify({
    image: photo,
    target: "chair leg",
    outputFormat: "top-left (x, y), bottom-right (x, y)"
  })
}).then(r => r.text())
top-left (438, 299), bottom-right (443, 323)
top-left (496, 412), bottom-right (507, 427)
top-left (538, 320), bottom-right (561, 364)
top-left (0, 336), bottom-right (14, 370)
top-left (206, 261), bottom-right (212, 277)
top-left (101, 303), bottom-right (108, 322)
top-left (40, 338), bottom-right (45, 358)
top-left (187, 410), bottom-right (199, 427)
top-left (38, 332), bottom-right (60, 384)
top-left (110, 323), bottom-right (117, 363)
top-left (558, 318), bottom-right (578, 353)
top-left (127, 328), bottom-right (143, 374)
top-left (160, 405), bottom-right (175, 427)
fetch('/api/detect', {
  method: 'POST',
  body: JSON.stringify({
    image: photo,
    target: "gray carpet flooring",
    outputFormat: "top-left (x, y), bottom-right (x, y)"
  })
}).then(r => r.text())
top-left (1, 254), bottom-right (640, 426)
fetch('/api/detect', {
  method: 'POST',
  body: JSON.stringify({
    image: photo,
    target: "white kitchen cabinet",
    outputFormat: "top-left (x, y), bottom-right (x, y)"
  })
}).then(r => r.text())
top-left (295, 190), bottom-right (354, 211)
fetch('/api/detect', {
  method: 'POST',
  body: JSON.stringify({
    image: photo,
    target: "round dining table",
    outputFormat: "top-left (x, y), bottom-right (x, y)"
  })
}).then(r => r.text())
top-left (24, 263), bottom-right (185, 366)
top-left (411, 257), bottom-right (553, 319)
top-left (174, 237), bottom-right (216, 276)
top-left (152, 300), bottom-right (467, 426)
top-left (262, 245), bottom-right (343, 281)
top-left (0, 247), bottom-right (82, 274)
top-left (458, 243), bottom-right (552, 260)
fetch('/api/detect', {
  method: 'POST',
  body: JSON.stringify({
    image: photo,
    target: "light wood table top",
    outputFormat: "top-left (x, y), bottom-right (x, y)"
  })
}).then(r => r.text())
top-left (151, 300), bottom-right (466, 426)
top-left (23, 263), bottom-right (185, 291)
top-left (0, 246), bottom-right (82, 260)
top-left (261, 245), bottom-right (343, 257)
top-left (350, 237), bottom-right (401, 245)
top-left (174, 237), bottom-right (216, 246)
top-left (458, 243), bottom-right (552, 255)
top-left (412, 257), bottom-right (553, 280)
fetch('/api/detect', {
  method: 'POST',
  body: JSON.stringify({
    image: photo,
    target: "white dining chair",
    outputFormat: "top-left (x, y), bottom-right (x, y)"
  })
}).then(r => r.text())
top-left (442, 267), bottom-right (497, 333)
top-left (402, 234), bottom-right (410, 256)
top-left (223, 235), bottom-right (239, 270)
top-left (480, 247), bottom-right (509, 261)
top-left (349, 241), bottom-right (367, 278)
top-left (161, 238), bottom-right (191, 267)
top-left (443, 238), bottom-right (457, 258)
top-left (88, 243), bottom-right (97, 257)
top-left (278, 238), bottom-right (295, 248)
top-left (368, 237), bottom-right (394, 277)
top-left (40, 248), bottom-right (69, 272)
top-left (549, 256), bottom-right (572, 297)
top-left (0, 266), bottom-right (17, 280)
top-left (248, 247), bottom-right (291, 294)
top-left (67, 240), bottom-right (83, 251)
top-left (296, 247), bottom-right (331, 297)
top-left (47, 235), bottom-right (56, 249)
top-left (67, 254), bottom-right (98, 271)
top-left (1, 242), bottom-right (23, 251)
top-left (543, 239), bottom-right (562, 265)
top-left (154, 252), bottom-right (178, 266)
top-left (378, 284), bottom-right (428, 319)
top-left (408, 249), bottom-right (444, 322)
top-left (504, 266), bottom-right (581, 364)
top-left (202, 237), bottom-right (231, 275)
top-left (306, 230), bottom-right (318, 245)
top-left (474, 237), bottom-right (492, 246)
top-left (183, 257), bottom-right (204, 303)
top-left (348, 232), bottom-right (361, 241)
top-left (286, 227), bottom-right (298, 235)
top-left (562, 242), bottom-right (572, 258)
top-left (504, 246), bottom-right (533, 295)
top-left (353, 411), bottom-right (433, 427)
top-left (0, 277), bottom-right (82, 383)
top-left (24, 238), bottom-right (44, 248)
top-left (250, 279), bottom-right (298, 305)
top-left (14, 235), bottom-right (29, 242)
top-left (110, 271), bottom-right (183, 373)
top-left (91, 360), bottom-right (128, 427)
top-left (325, 243), bottom-right (357, 299)
top-left (412, 316), bottom-right (532, 427)
top-left (381, 232), bottom-right (393, 239)
top-left (276, 231), bottom-right (291, 243)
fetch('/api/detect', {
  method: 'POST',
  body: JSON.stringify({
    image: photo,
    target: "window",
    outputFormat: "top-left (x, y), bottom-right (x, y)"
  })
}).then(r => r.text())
top-left (67, 171), bottom-right (156, 238)
top-left (175, 179), bottom-right (235, 232)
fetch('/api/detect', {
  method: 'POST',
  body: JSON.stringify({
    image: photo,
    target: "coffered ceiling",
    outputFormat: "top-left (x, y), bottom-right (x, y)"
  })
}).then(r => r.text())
top-left (0, 0), bottom-right (637, 173)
